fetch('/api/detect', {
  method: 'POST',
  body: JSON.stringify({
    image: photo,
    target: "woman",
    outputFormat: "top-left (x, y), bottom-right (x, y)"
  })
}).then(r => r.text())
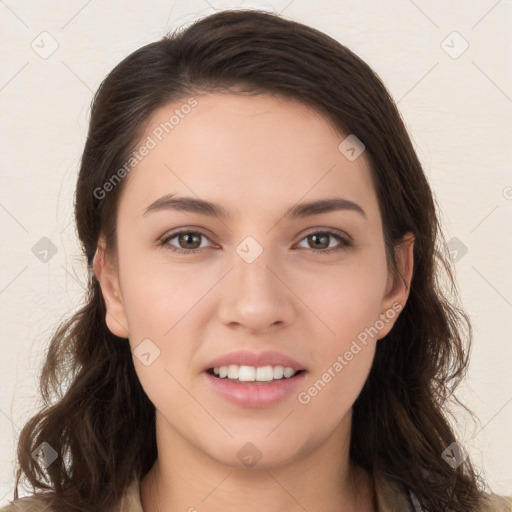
top-left (3, 9), bottom-right (511, 512)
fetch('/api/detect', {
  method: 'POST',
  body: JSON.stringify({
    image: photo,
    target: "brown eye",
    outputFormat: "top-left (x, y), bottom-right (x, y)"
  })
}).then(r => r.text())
top-left (296, 230), bottom-right (351, 254)
top-left (177, 232), bottom-right (202, 250)
top-left (307, 233), bottom-right (330, 250)
top-left (161, 230), bottom-right (213, 254)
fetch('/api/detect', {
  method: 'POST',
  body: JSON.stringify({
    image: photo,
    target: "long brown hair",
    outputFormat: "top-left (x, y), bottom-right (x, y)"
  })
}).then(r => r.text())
top-left (10, 9), bottom-right (486, 511)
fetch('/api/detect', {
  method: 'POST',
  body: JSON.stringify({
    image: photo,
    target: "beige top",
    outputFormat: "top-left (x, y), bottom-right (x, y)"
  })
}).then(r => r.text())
top-left (2, 475), bottom-right (512, 511)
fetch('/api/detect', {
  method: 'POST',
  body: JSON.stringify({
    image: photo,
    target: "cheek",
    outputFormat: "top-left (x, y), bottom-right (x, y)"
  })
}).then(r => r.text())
top-left (296, 343), bottom-right (375, 449)
top-left (294, 251), bottom-right (386, 405)
top-left (297, 254), bottom-right (388, 344)
top-left (118, 246), bottom-right (211, 340)
top-left (120, 266), bottom-right (205, 415)
top-left (296, 276), bottom-right (379, 421)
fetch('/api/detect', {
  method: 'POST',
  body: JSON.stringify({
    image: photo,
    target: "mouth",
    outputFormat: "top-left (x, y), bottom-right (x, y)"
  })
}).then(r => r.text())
top-left (202, 350), bottom-right (307, 406)
top-left (203, 364), bottom-right (308, 408)
top-left (206, 365), bottom-right (306, 385)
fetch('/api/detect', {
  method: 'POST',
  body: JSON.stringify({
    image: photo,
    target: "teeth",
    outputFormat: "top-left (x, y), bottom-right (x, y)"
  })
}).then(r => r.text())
top-left (238, 365), bottom-right (256, 382)
top-left (212, 364), bottom-right (300, 382)
top-left (273, 365), bottom-right (284, 379)
top-left (227, 365), bottom-right (238, 379)
top-left (256, 366), bottom-right (274, 381)
top-left (283, 367), bottom-right (296, 378)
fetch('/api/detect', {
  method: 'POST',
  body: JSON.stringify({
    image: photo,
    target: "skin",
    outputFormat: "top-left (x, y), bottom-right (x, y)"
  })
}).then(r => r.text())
top-left (94, 92), bottom-right (414, 512)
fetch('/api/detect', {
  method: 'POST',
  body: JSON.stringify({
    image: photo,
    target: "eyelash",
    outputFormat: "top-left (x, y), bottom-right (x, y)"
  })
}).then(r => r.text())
top-left (159, 229), bottom-right (352, 255)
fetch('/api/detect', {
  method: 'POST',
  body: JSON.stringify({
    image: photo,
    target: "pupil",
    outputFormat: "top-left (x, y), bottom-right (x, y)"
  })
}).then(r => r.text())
top-left (311, 234), bottom-right (328, 249)
top-left (180, 233), bottom-right (200, 249)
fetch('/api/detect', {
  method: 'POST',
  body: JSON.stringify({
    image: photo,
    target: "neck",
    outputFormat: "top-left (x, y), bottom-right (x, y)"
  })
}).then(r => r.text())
top-left (140, 413), bottom-right (375, 512)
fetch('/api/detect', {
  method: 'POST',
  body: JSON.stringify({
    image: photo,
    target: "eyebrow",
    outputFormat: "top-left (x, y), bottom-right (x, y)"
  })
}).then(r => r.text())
top-left (143, 194), bottom-right (367, 220)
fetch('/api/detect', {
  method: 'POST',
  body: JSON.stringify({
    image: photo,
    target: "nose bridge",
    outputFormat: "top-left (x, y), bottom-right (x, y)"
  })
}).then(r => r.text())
top-left (217, 237), bottom-right (296, 330)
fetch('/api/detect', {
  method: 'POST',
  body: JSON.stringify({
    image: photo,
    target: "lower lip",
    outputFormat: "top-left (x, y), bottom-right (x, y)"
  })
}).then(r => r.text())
top-left (203, 371), bottom-right (307, 409)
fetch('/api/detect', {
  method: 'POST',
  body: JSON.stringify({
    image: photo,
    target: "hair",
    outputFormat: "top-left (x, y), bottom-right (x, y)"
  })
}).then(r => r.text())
top-left (9, 8), bottom-right (488, 512)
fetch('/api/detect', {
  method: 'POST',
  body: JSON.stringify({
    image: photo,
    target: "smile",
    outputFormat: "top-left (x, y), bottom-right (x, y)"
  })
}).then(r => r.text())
top-left (209, 364), bottom-right (303, 382)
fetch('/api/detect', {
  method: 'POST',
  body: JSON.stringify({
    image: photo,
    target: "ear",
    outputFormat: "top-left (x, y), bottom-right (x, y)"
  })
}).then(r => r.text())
top-left (92, 239), bottom-right (130, 339)
top-left (377, 232), bottom-right (415, 340)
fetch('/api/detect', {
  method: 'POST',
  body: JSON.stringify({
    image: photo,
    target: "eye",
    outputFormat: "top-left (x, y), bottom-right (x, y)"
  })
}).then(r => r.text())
top-left (160, 230), bottom-right (214, 254)
top-left (296, 230), bottom-right (351, 254)
top-left (159, 228), bottom-right (351, 255)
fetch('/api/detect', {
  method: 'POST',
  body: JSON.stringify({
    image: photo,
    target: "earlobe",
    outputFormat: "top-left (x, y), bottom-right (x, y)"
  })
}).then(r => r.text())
top-left (92, 242), bottom-right (130, 339)
top-left (390, 232), bottom-right (414, 300)
top-left (378, 232), bottom-right (415, 339)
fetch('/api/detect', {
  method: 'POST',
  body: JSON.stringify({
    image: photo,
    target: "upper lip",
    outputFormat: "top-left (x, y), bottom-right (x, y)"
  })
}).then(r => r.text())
top-left (204, 350), bottom-right (306, 372)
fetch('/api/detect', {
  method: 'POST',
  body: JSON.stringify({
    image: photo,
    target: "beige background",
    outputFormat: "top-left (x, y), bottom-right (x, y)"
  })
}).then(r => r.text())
top-left (1, 0), bottom-right (511, 504)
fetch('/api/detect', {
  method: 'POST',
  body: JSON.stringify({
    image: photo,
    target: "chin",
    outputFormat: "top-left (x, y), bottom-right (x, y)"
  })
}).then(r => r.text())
top-left (202, 436), bottom-right (308, 471)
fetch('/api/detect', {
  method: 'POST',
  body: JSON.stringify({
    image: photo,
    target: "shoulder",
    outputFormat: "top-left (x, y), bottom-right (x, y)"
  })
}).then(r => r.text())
top-left (373, 472), bottom-right (417, 511)
top-left (374, 471), bottom-right (512, 512)
top-left (1, 478), bottom-right (143, 512)
top-left (0, 496), bottom-right (55, 512)
top-left (481, 493), bottom-right (512, 512)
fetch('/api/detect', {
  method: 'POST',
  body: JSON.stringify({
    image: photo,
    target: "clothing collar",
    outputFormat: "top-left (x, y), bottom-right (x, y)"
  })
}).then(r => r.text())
top-left (373, 472), bottom-right (420, 512)
top-left (122, 473), bottom-right (419, 512)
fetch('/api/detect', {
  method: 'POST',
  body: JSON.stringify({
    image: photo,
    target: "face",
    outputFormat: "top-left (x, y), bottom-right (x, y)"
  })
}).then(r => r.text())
top-left (95, 92), bottom-right (413, 469)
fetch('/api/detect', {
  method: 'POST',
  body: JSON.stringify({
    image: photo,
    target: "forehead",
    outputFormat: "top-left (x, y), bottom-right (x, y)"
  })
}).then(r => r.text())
top-left (117, 93), bottom-right (379, 224)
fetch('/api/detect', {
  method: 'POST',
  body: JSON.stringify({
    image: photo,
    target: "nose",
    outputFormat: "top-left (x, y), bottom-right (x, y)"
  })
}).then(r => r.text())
top-left (216, 243), bottom-right (297, 333)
